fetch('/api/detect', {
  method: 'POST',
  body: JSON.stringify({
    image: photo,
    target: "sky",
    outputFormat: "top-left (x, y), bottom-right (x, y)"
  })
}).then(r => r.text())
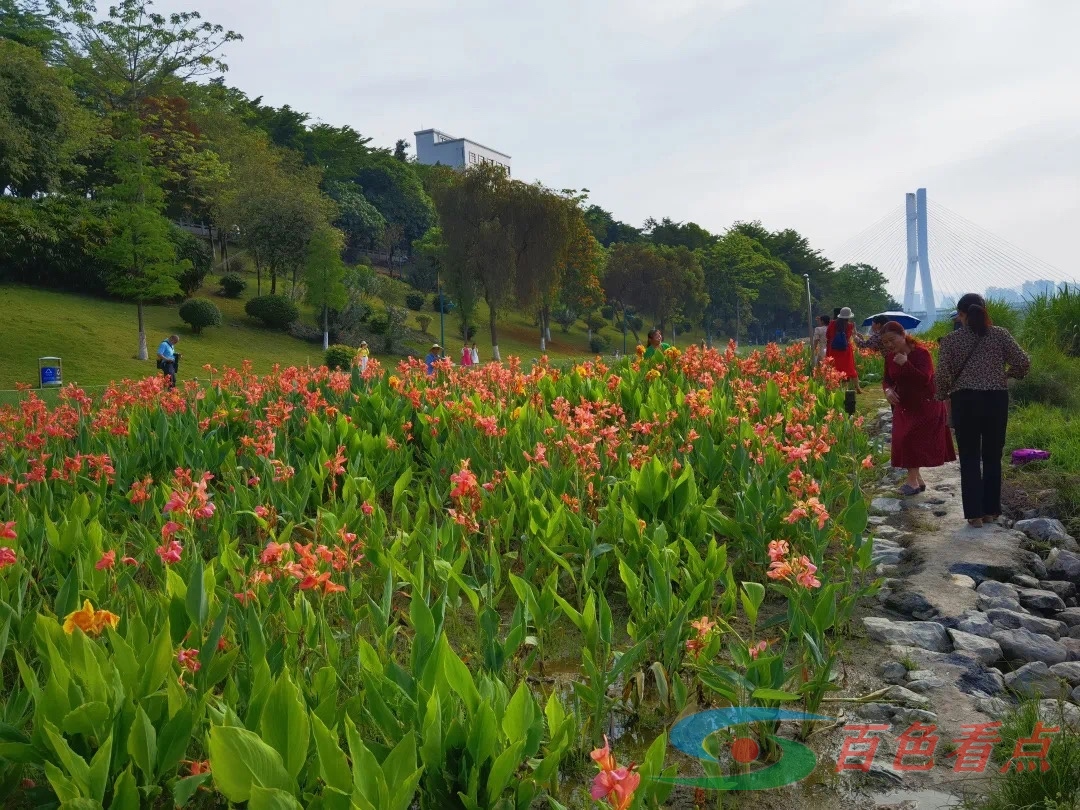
top-left (171, 0), bottom-right (1079, 294)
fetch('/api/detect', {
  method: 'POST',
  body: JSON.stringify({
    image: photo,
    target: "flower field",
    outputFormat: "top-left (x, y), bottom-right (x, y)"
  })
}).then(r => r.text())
top-left (0, 344), bottom-right (878, 809)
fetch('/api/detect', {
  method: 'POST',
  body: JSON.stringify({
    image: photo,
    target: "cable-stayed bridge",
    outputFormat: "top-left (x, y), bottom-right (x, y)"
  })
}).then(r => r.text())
top-left (829, 189), bottom-right (1077, 328)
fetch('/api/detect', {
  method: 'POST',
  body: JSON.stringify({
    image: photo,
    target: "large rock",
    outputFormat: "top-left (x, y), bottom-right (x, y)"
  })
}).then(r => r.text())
top-left (1046, 548), bottom-right (1080, 583)
top-left (992, 628), bottom-right (1068, 665)
top-left (948, 629), bottom-right (1003, 665)
top-left (977, 580), bottom-right (1019, 600)
top-left (1058, 608), bottom-right (1080, 627)
top-left (863, 618), bottom-right (952, 653)
top-left (1018, 587), bottom-right (1068, 614)
top-left (986, 608), bottom-right (1068, 639)
top-left (1016, 518), bottom-right (1074, 544)
top-left (872, 497), bottom-right (903, 515)
top-left (1063, 638), bottom-right (1080, 662)
top-left (1041, 581), bottom-right (1078, 600)
top-left (957, 611), bottom-right (996, 638)
top-left (979, 596), bottom-right (1024, 613)
top-left (1003, 661), bottom-right (1070, 699)
top-left (883, 685), bottom-right (932, 709)
top-left (1016, 550), bottom-right (1049, 580)
top-left (1011, 574), bottom-right (1041, 589)
top-left (1040, 700), bottom-right (1080, 730)
top-left (1049, 662), bottom-right (1080, 686)
top-left (884, 591), bottom-right (938, 621)
top-left (976, 697), bottom-right (1014, 719)
top-left (879, 661), bottom-right (908, 684)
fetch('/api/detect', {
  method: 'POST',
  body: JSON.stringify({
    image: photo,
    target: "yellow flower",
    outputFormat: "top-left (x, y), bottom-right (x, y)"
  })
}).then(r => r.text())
top-left (511, 407), bottom-right (522, 421)
top-left (645, 369), bottom-right (660, 382)
top-left (63, 600), bottom-right (120, 636)
top-left (388, 375), bottom-right (402, 390)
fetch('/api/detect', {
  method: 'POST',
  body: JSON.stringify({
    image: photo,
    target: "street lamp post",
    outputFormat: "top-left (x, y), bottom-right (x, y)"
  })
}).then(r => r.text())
top-left (803, 274), bottom-right (813, 361)
top-left (437, 268), bottom-right (446, 349)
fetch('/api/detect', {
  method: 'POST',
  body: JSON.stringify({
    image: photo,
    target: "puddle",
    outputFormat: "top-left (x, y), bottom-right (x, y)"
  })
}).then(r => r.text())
top-left (871, 788), bottom-right (962, 809)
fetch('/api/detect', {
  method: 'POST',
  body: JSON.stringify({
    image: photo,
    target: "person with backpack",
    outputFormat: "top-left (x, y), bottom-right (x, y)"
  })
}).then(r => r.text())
top-left (936, 293), bottom-right (1030, 528)
top-left (825, 307), bottom-right (861, 392)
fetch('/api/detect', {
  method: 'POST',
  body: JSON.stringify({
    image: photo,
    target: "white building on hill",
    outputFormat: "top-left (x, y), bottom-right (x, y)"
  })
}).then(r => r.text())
top-left (414, 129), bottom-right (511, 176)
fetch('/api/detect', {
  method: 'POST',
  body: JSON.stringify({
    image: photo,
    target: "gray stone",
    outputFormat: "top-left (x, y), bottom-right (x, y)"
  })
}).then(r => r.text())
top-left (891, 707), bottom-right (939, 727)
top-left (1072, 685), bottom-right (1080, 705)
top-left (976, 697), bottom-right (1014, 719)
top-left (977, 580), bottom-right (1019, 600)
top-left (906, 676), bottom-right (947, 693)
top-left (872, 497), bottom-right (903, 515)
top-left (874, 525), bottom-right (902, 538)
top-left (1063, 638), bottom-right (1080, 662)
top-left (1003, 661), bottom-right (1070, 699)
top-left (1069, 625), bottom-right (1080, 640)
top-left (1041, 580), bottom-right (1078, 600)
top-left (1012, 574), bottom-right (1042, 589)
top-left (1049, 662), bottom-right (1080, 686)
top-left (958, 611), bottom-right (996, 638)
top-left (1058, 608), bottom-right (1080, 627)
top-left (1046, 548), bottom-right (1080, 583)
top-left (1016, 550), bottom-right (1049, 580)
top-left (884, 591), bottom-right (938, 621)
top-left (879, 661), bottom-right (908, 684)
top-left (854, 703), bottom-right (896, 723)
top-left (1018, 587), bottom-right (1068, 613)
top-left (1039, 700), bottom-right (1080, 729)
top-left (980, 596), bottom-right (1024, 613)
top-left (987, 608), bottom-right (1068, 639)
top-left (948, 629), bottom-right (1003, 665)
top-left (992, 628), bottom-right (1069, 665)
top-left (951, 574), bottom-right (977, 589)
top-left (906, 670), bottom-right (937, 681)
top-left (950, 562), bottom-right (1017, 584)
top-left (883, 685), bottom-right (932, 708)
top-left (863, 618), bottom-right (952, 653)
top-left (1016, 518), bottom-right (1074, 544)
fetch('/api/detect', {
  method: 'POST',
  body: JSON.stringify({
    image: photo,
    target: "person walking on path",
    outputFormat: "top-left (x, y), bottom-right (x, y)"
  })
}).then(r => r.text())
top-left (460, 344), bottom-right (473, 366)
top-left (157, 334), bottom-right (180, 389)
top-left (935, 293), bottom-right (1030, 528)
top-left (643, 328), bottom-right (671, 360)
top-left (813, 315), bottom-right (830, 366)
top-left (470, 342), bottom-right (480, 365)
top-left (881, 322), bottom-right (955, 496)
top-left (358, 341), bottom-right (370, 373)
top-left (826, 307), bottom-right (862, 392)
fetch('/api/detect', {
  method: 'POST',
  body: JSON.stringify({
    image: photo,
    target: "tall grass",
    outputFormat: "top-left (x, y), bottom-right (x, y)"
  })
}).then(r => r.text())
top-left (1023, 284), bottom-right (1080, 358)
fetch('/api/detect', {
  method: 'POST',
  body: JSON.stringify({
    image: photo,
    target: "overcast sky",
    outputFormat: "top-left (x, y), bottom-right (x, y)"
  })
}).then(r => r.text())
top-left (177, 0), bottom-right (1078, 291)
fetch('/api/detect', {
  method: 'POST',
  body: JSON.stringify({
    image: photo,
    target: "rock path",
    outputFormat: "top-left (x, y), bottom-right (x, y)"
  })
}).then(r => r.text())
top-left (852, 409), bottom-right (1080, 808)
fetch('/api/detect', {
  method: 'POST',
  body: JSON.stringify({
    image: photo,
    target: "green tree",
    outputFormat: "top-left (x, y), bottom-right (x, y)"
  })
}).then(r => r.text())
top-left (0, 39), bottom-right (97, 195)
top-left (828, 263), bottom-right (898, 320)
top-left (602, 242), bottom-right (707, 342)
top-left (53, 0), bottom-right (242, 114)
top-left (555, 209), bottom-right (606, 333)
top-left (304, 226), bottom-right (349, 350)
top-left (98, 135), bottom-right (188, 360)
top-left (354, 153), bottom-right (435, 255)
top-left (646, 216), bottom-right (716, 251)
top-left (582, 203), bottom-right (642, 247)
top-left (731, 222), bottom-right (834, 309)
top-left (0, 0), bottom-right (61, 56)
top-left (393, 138), bottom-right (409, 161)
top-left (326, 180), bottom-right (385, 262)
top-left (509, 183), bottom-right (573, 350)
top-left (698, 231), bottom-right (787, 344)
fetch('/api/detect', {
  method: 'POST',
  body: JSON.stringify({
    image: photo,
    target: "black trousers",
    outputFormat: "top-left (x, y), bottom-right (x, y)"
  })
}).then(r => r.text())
top-left (950, 389), bottom-right (1009, 519)
top-left (162, 360), bottom-right (177, 389)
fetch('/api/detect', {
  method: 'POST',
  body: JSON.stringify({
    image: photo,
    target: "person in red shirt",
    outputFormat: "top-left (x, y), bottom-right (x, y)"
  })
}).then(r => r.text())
top-left (826, 307), bottom-right (861, 392)
top-left (460, 345), bottom-right (473, 366)
top-left (881, 321), bottom-right (956, 496)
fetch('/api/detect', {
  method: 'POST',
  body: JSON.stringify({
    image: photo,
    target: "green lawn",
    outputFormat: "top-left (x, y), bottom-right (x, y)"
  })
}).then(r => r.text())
top-left (0, 273), bottom-right (728, 401)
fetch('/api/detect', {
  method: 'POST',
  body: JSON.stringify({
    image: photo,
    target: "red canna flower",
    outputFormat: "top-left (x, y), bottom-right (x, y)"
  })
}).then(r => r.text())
top-left (0, 547), bottom-right (16, 569)
top-left (156, 539), bottom-right (183, 565)
top-left (177, 648), bottom-right (201, 673)
top-left (95, 550), bottom-right (116, 570)
top-left (0, 521), bottom-right (16, 540)
top-left (121, 556), bottom-right (139, 566)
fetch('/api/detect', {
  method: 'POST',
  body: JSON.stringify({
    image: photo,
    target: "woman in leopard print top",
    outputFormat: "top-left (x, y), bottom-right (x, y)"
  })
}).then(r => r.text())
top-left (936, 293), bottom-right (1030, 528)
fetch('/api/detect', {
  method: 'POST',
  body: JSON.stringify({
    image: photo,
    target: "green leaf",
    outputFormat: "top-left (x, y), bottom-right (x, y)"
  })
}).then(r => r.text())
top-left (61, 702), bottom-right (111, 739)
top-left (310, 715), bottom-right (351, 794)
top-left (259, 672), bottom-right (310, 780)
top-left (248, 786), bottom-right (303, 810)
top-left (137, 619), bottom-right (172, 700)
top-left (172, 772), bottom-right (212, 807)
top-left (751, 688), bottom-right (801, 702)
top-left (126, 706), bottom-right (157, 782)
top-left (485, 740), bottom-right (524, 800)
top-left (156, 706), bottom-right (194, 777)
top-left (87, 733), bottom-right (112, 802)
top-left (186, 556), bottom-right (208, 629)
top-left (438, 635), bottom-right (479, 714)
top-left (54, 566), bottom-right (80, 623)
top-left (57, 800), bottom-right (103, 810)
top-left (207, 725), bottom-right (295, 802)
top-left (844, 495), bottom-right (868, 538)
top-left (108, 767), bottom-right (139, 810)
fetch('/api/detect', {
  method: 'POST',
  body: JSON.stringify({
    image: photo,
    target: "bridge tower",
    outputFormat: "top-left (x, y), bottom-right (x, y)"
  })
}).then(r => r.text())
top-left (903, 188), bottom-right (937, 327)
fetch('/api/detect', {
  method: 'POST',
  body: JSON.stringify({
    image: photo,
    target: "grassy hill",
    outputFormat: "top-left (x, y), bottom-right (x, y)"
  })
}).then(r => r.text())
top-left (0, 272), bottom-right (675, 398)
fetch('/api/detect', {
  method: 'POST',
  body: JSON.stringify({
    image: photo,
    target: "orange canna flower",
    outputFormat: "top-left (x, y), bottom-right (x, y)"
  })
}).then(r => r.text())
top-left (63, 600), bottom-right (120, 636)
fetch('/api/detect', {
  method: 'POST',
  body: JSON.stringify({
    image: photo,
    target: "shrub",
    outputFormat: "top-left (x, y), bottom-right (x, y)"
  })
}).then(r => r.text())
top-left (178, 298), bottom-right (222, 335)
top-left (601, 305), bottom-right (615, 320)
top-left (1023, 286), bottom-right (1080, 358)
top-left (288, 322), bottom-right (323, 344)
top-left (417, 315), bottom-right (432, 334)
top-left (245, 295), bottom-right (300, 330)
top-left (324, 344), bottom-right (357, 370)
top-left (367, 313), bottom-right (389, 335)
top-left (405, 292), bottom-right (426, 311)
top-left (458, 322), bottom-right (477, 341)
top-left (172, 227), bottom-right (213, 296)
top-left (432, 294), bottom-right (454, 314)
top-left (589, 334), bottom-right (611, 354)
top-left (583, 312), bottom-right (609, 333)
top-left (1011, 348), bottom-right (1080, 409)
top-left (554, 308), bottom-right (578, 333)
top-left (218, 272), bottom-right (247, 298)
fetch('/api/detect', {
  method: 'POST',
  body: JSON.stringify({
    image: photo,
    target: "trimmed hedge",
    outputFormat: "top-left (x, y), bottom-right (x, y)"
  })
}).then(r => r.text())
top-left (324, 344), bottom-right (357, 370)
top-left (218, 272), bottom-right (247, 298)
top-left (245, 295), bottom-right (299, 330)
top-left (178, 298), bottom-right (222, 335)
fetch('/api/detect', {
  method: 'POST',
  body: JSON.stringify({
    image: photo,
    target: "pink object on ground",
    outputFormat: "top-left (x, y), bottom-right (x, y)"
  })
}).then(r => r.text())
top-left (1011, 449), bottom-right (1051, 465)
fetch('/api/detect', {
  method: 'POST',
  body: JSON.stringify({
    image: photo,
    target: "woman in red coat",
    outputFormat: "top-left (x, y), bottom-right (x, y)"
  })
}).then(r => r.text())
top-left (881, 321), bottom-right (956, 495)
top-left (825, 307), bottom-right (861, 392)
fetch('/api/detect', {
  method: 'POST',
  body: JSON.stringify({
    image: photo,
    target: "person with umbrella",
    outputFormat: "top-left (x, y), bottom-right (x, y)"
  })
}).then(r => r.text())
top-left (855, 314), bottom-right (891, 353)
top-left (881, 321), bottom-right (955, 496)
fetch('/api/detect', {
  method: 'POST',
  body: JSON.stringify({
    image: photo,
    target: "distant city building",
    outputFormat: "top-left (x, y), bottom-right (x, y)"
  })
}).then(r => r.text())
top-left (1022, 279), bottom-right (1055, 298)
top-left (938, 296), bottom-right (956, 311)
top-left (1061, 281), bottom-right (1075, 293)
top-left (414, 129), bottom-right (511, 176)
top-left (987, 286), bottom-right (1022, 304)
top-left (911, 292), bottom-right (922, 312)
